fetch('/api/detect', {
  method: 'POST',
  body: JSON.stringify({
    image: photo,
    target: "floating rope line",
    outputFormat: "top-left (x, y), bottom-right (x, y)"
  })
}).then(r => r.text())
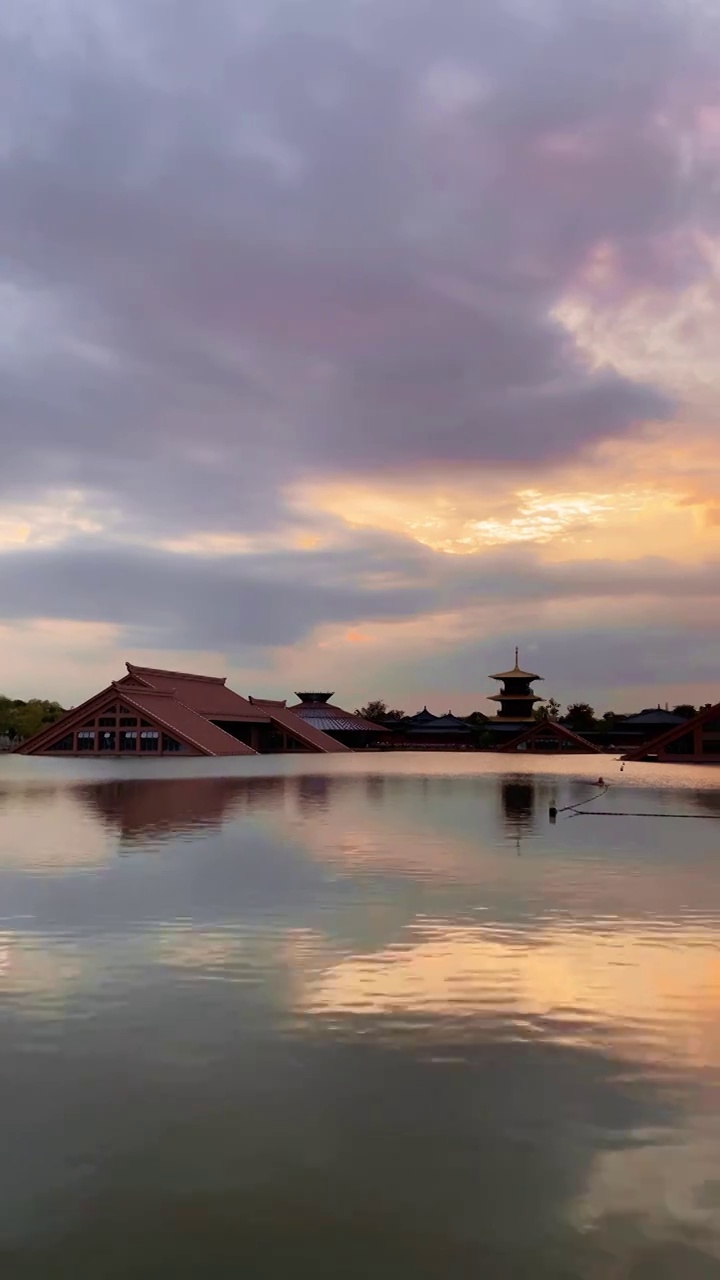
top-left (550, 782), bottom-right (720, 821)
top-left (556, 783), bottom-right (604, 814)
top-left (575, 810), bottom-right (720, 820)
top-left (550, 783), bottom-right (609, 819)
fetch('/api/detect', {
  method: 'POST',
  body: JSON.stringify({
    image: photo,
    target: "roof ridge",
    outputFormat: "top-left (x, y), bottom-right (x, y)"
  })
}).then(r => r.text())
top-left (126, 663), bottom-right (226, 685)
top-left (112, 681), bottom-right (177, 698)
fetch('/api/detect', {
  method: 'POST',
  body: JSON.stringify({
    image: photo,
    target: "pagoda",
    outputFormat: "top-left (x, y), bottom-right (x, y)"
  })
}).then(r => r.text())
top-left (488, 649), bottom-right (544, 723)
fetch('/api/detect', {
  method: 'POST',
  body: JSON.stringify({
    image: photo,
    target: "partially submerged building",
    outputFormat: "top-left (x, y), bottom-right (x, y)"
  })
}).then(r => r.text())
top-left (13, 664), bottom-right (351, 758)
top-left (495, 719), bottom-right (601, 754)
top-left (384, 708), bottom-right (475, 749)
top-left (622, 702), bottom-right (720, 764)
top-left (287, 693), bottom-right (387, 748)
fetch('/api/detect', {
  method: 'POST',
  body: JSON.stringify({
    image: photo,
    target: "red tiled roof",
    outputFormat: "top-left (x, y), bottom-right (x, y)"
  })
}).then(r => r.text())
top-left (123, 664), bottom-right (270, 721)
top-left (14, 663), bottom-right (355, 757)
top-left (13, 680), bottom-right (257, 757)
top-left (118, 688), bottom-right (257, 756)
top-left (124, 670), bottom-right (351, 752)
top-left (249, 700), bottom-right (352, 753)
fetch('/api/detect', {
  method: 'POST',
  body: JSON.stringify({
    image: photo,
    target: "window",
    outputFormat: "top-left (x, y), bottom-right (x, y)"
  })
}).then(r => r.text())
top-left (140, 731), bottom-right (159, 752)
top-left (77, 731), bottom-right (95, 751)
top-left (665, 733), bottom-right (693, 756)
top-left (140, 720), bottom-right (152, 727)
top-left (50, 734), bottom-right (74, 752)
top-left (99, 731), bottom-right (116, 751)
top-left (162, 735), bottom-right (181, 752)
top-left (99, 716), bottom-right (116, 727)
top-left (120, 717), bottom-right (138, 727)
top-left (120, 731), bottom-right (137, 752)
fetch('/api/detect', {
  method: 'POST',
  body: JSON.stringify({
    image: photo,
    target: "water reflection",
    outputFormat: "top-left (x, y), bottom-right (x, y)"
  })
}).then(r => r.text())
top-left (0, 756), bottom-right (719, 1276)
top-left (76, 776), bottom-right (290, 842)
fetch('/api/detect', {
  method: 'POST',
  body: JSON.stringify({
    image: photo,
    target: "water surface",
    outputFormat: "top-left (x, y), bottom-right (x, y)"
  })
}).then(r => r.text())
top-left (1, 752), bottom-right (719, 1277)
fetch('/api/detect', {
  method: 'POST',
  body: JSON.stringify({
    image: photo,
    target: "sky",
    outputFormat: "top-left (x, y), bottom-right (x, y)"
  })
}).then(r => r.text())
top-left (1, 0), bottom-right (719, 715)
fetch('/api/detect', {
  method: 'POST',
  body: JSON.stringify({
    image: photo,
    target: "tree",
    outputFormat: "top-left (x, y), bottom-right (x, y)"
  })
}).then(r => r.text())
top-left (672, 704), bottom-right (697, 719)
top-left (534, 697), bottom-right (561, 722)
top-left (563, 702), bottom-right (596, 730)
top-left (357, 700), bottom-right (404, 722)
top-left (465, 711), bottom-right (489, 725)
top-left (602, 710), bottom-right (619, 724)
top-left (0, 696), bottom-right (65, 741)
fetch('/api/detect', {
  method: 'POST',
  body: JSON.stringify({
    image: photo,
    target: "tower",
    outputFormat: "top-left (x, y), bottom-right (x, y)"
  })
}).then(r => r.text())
top-left (488, 648), bottom-right (544, 723)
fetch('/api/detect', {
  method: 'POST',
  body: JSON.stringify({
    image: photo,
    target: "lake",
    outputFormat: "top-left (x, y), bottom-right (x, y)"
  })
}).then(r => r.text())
top-left (1, 752), bottom-right (719, 1278)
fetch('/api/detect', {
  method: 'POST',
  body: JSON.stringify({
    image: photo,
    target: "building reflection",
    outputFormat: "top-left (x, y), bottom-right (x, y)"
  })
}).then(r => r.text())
top-left (691, 788), bottom-right (720, 818)
top-left (295, 775), bottom-right (331, 814)
top-left (75, 776), bottom-right (290, 842)
top-left (364, 775), bottom-right (386, 805)
top-left (498, 779), bottom-right (537, 853)
top-left (500, 780), bottom-right (536, 834)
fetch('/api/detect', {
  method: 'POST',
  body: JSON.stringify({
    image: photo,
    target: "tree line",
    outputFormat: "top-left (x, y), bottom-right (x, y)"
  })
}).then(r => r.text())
top-left (0, 697), bottom-right (66, 744)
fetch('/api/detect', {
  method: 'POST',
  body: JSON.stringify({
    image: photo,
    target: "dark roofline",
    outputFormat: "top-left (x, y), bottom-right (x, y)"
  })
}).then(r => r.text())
top-left (496, 720), bottom-right (601, 753)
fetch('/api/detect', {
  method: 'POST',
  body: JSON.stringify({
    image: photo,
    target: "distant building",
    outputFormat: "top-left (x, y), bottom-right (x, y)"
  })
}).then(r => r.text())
top-left (496, 720), bottom-right (601, 755)
top-left (486, 649), bottom-right (545, 745)
top-left (609, 708), bottom-right (685, 750)
top-left (622, 702), bottom-right (720, 764)
top-left (488, 649), bottom-right (544, 721)
top-left (288, 693), bottom-right (387, 748)
top-left (382, 707), bottom-right (475, 750)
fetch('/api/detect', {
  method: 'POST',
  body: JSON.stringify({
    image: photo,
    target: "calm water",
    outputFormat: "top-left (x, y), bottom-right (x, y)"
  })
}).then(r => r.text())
top-left (1, 752), bottom-right (720, 1278)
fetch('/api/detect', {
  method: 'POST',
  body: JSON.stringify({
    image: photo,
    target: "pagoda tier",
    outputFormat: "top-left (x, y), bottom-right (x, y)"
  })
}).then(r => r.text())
top-left (488, 648), bottom-right (544, 722)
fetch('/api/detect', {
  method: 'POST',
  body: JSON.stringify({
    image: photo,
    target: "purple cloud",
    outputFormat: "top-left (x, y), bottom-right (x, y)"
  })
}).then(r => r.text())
top-left (1, 0), bottom-right (714, 540)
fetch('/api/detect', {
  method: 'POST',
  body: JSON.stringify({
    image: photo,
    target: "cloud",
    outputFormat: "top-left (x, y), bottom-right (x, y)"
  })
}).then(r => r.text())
top-left (0, 536), bottom-right (719, 654)
top-left (2, 0), bottom-right (714, 540)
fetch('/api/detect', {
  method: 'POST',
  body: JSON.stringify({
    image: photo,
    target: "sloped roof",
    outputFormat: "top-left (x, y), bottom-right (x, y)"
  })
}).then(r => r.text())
top-left (405, 712), bottom-right (471, 732)
top-left (405, 706), bottom-right (439, 724)
top-left (288, 697), bottom-right (380, 733)
top-left (487, 692), bottom-right (543, 703)
top-left (489, 648), bottom-right (543, 682)
top-left (13, 681), bottom-right (258, 757)
top-left (118, 688), bottom-right (257, 756)
top-left (620, 709), bottom-right (685, 726)
top-left (12, 683), bottom-right (122, 755)
top-left (496, 720), bottom-right (600, 753)
top-left (249, 700), bottom-right (352, 753)
top-left (15, 664), bottom-right (357, 757)
top-left (622, 701), bottom-right (720, 760)
top-left (123, 664), bottom-right (269, 721)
